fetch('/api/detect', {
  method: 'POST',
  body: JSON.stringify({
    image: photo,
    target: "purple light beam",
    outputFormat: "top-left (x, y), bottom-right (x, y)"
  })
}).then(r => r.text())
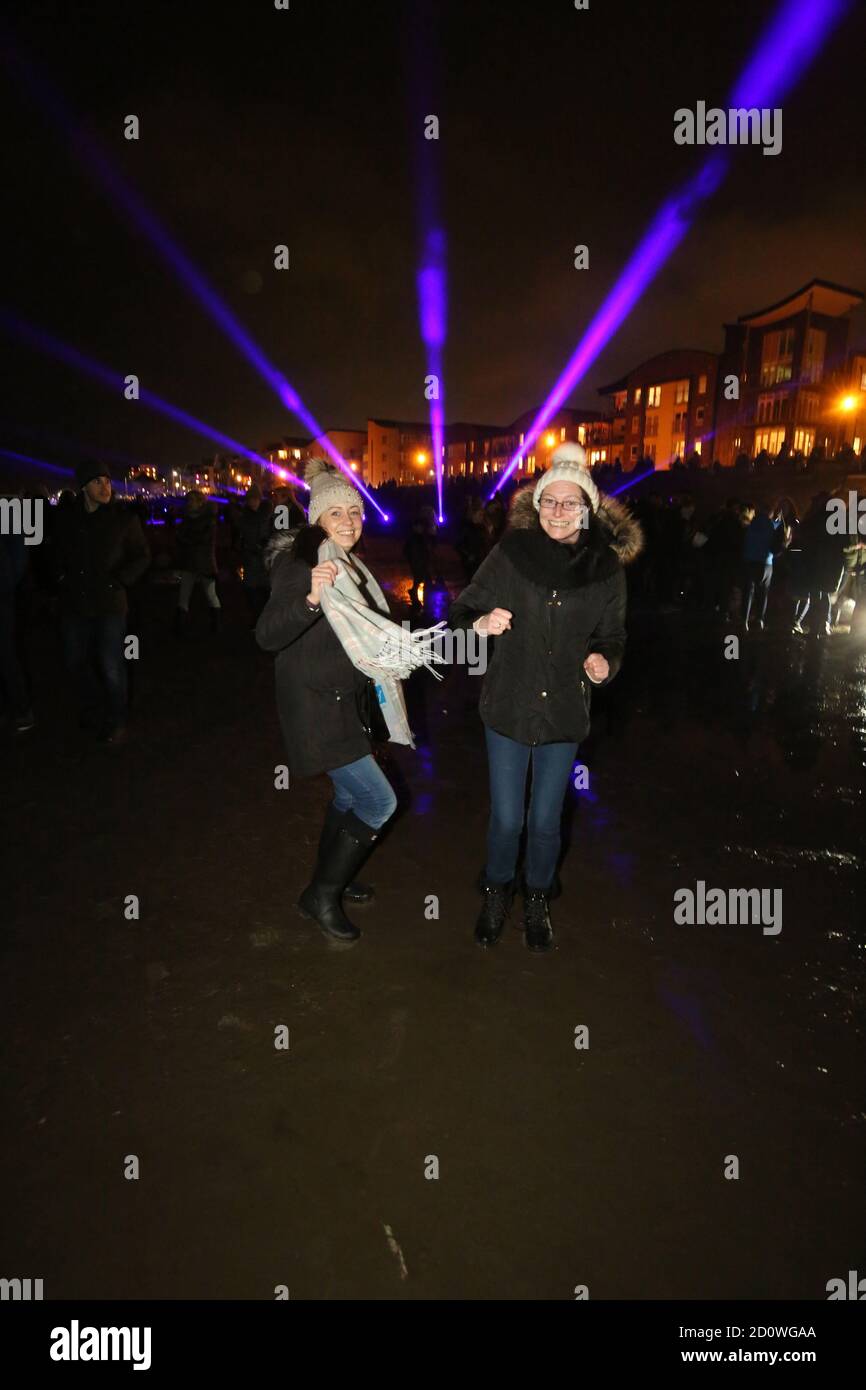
top-left (490, 0), bottom-right (852, 498)
top-left (0, 446), bottom-right (72, 479)
top-left (0, 37), bottom-right (389, 522)
top-left (417, 227), bottom-right (447, 522)
top-left (0, 309), bottom-right (304, 487)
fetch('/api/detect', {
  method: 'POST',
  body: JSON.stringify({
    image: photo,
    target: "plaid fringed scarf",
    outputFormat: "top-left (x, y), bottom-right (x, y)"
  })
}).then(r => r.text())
top-left (317, 538), bottom-right (446, 748)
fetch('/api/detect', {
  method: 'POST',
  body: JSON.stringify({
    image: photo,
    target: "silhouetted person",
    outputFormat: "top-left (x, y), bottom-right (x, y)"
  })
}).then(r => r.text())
top-left (52, 461), bottom-right (150, 744)
top-left (174, 489), bottom-right (221, 632)
top-left (741, 501), bottom-right (783, 631)
top-left (233, 484), bottom-right (272, 624)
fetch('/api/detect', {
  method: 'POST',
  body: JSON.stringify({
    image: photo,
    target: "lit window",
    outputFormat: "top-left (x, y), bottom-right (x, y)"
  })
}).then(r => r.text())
top-left (698, 375), bottom-right (707, 395)
top-left (647, 385), bottom-right (661, 408)
top-left (634, 387), bottom-right (642, 405)
top-left (560, 427), bottom-right (566, 441)
top-left (694, 441), bottom-right (702, 455)
top-left (675, 380), bottom-right (690, 404)
top-left (578, 426), bottom-right (586, 445)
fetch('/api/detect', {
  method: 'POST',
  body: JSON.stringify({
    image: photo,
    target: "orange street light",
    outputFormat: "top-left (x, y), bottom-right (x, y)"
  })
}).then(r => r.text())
top-left (840, 394), bottom-right (858, 413)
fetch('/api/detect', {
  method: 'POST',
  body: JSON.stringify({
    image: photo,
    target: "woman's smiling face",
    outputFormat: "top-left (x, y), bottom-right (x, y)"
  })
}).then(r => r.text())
top-left (319, 502), bottom-right (364, 550)
top-left (538, 482), bottom-right (590, 543)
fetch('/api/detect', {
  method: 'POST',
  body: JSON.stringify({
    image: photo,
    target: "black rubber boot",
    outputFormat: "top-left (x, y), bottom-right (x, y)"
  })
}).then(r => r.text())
top-left (297, 811), bottom-right (379, 942)
top-left (474, 877), bottom-right (515, 948)
top-left (524, 886), bottom-right (554, 952)
top-left (316, 803), bottom-right (374, 903)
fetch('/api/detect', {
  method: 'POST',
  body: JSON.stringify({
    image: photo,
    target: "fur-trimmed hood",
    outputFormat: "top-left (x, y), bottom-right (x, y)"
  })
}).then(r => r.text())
top-left (264, 523), bottom-right (325, 572)
top-left (496, 480), bottom-right (643, 590)
top-left (506, 480), bottom-right (643, 565)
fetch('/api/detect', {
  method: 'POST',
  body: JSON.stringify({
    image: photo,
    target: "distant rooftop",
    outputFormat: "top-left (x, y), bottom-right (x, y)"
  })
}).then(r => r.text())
top-left (737, 279), bottom-right (863, 327)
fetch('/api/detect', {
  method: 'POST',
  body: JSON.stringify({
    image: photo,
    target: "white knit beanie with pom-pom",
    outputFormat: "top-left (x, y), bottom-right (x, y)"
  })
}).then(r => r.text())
top-left (532, 441), bottom-right (600, 514)
top-left (305, 458), bottom-right (364, 526)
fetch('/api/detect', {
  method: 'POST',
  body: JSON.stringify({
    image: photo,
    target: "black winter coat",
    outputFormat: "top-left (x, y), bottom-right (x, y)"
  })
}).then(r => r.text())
top-left (175, 507), bottom-right (217, 576)
top-left (450, 486), bottom-right (643, 746)
top-left (52, 497), bottom-right (150, 617)
top-left (255, 526), bottom-right (373, 779)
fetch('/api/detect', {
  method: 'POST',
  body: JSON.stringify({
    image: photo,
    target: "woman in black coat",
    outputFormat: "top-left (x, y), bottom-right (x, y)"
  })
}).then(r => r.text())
top-left (255, 462), bottom-right (398, 945)
top-left (450, 447), bottom-right (642, 952)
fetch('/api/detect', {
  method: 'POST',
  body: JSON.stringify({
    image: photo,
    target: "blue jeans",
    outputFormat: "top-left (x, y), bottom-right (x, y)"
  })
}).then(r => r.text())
top-left (61, 613), bottom-right (128, 730)
top-left (484, 726), bottom-right (578, 890)
top-left (742, 561), bottom-right (773, 625)
top-left (328, 755), bottom-right (397, 830)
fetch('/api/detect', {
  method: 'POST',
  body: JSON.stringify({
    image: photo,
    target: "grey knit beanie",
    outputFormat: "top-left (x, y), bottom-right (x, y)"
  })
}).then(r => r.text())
top-left (305, 458), bottom-right (363, 526)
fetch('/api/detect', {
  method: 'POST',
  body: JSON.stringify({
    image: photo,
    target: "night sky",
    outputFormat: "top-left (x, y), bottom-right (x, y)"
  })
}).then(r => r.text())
top-left (1, 0), bottom-right (865, 472)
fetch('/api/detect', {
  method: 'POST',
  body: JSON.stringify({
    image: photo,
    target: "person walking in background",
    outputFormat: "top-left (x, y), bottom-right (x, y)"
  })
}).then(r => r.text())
top-left (704, 498), bottom-right (746, 621)
top-left (741, 500), bottom-right (784, 631)
top-left (52, 460), bottom-right (150, 745)
top-left (798, 491), bottom-right (847, 640)
top-left (174, 489), bottom-right (221, 633)
top-left (269, 483), bottom-right (305, 537)
top-left (233, 484), bottom-right (272, 624)
top-left (456, 496), bottom-right (489, 582)
top-left (450, 443), bottom-right (642, 953)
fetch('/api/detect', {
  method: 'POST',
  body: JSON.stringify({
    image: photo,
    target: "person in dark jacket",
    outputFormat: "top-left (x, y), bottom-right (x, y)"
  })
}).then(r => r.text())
top-left (450, 443), bottom-right (643, 952)
top-left (234, 484), bottom-right (273, 624)
top-left (174, 490), bottom-right (220, 632)
top-left (704, 498), bottom-right (746, 620)
top-left (456, 496), bottom-right (489, 582)
top-left (741, 502), bottom-right (784, 631)
top-left (798, 492), bottom-right (847, 640)
top-left (52, 460), bottom-right (150, 743)
top-left (255, 460), bottom-right (399, 945)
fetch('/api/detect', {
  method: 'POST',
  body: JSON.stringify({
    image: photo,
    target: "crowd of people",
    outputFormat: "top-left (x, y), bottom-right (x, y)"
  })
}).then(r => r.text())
top-left (628, 490), bottom-right (863, 637)
top-left (3, 445), bottom-right (864, 951)
top-left (2, 457), bottom-right (863, 757)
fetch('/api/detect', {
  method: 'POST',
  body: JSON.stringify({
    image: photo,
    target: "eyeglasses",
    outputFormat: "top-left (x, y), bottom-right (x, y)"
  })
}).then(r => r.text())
top-left (539, 497), bottom-right (586, 514)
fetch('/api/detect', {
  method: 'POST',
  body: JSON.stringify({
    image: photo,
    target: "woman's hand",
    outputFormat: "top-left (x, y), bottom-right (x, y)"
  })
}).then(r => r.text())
top-left (307, 560), bottom-right (338, 606)
top-left (583, 652), bottom-right (609, 684)
top-left (474, 607), bottom-right (513, 635)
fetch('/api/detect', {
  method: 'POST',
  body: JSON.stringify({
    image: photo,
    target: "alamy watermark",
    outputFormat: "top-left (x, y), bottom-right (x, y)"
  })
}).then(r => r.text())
top-left (0, 495), bottom-right (44, 545)
top-left (1, 1276), bottom-right (43, 1300)
top-left (674, 102), bottom-right (782, 157)
top-left (825, 492), bottom-right (866, 536)
top-left (399, 622), bottom-right (488, 675)
top-left (674, 880), bottom-right (782, 935)
top-left (50, 1321), bottom-right (152, 1370)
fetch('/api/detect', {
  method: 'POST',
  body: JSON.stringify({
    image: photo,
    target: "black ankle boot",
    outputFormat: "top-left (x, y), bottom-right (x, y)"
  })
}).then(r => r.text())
top-left (316, 803), bottom-right (374, 903)
top-left (298, 811), bottom-right (379, 942)
top-left (474, 877), bottom-right (515, 948)
top-left (524, 886), bottom-right (554, 952)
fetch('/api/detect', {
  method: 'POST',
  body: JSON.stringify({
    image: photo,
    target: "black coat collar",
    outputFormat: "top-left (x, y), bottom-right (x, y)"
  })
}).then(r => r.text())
top-left (500, 515), bottom-right (619, 589)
